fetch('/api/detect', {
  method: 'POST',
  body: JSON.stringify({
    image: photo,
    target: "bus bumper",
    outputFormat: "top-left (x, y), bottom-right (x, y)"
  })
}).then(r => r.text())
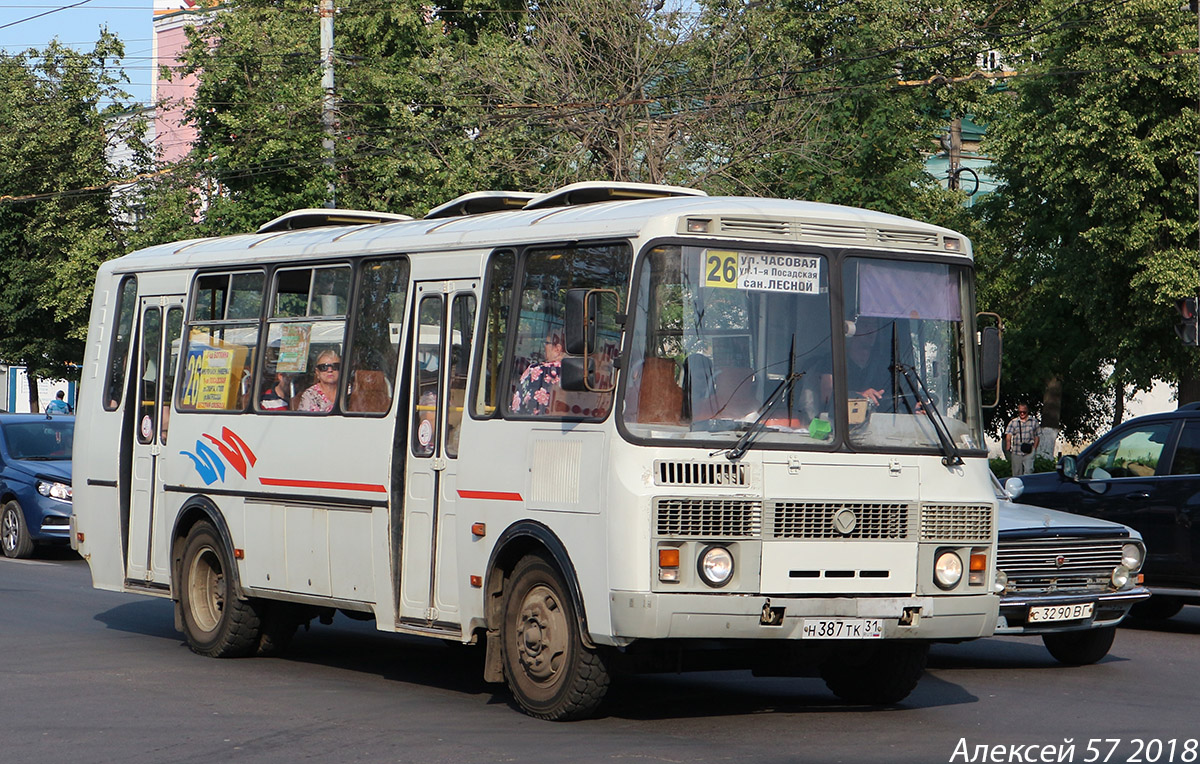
top-left (607, 591), bottom-right (999, 642)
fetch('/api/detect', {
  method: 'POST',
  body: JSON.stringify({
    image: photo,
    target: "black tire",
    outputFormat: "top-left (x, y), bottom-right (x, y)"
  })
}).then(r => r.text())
top-left (1041, 626), bottom-right (1116, 666)
top-left (821, 641), bottom-right (929, 705)
top-left (178, 521), bottom-right (262, 658)
top-left (2, 500), bottom-right (35, 559)
top-left (1132, 597), bottom-right (1184, 621)
top-left (501, 554), bottom-right (610, 721)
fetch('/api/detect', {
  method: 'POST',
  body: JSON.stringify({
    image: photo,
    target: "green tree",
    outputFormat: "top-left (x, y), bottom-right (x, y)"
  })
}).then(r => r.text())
top-left (976, 0), bottom-right (1200, 439)
top-left (0, 34), bottom-right (148, 409)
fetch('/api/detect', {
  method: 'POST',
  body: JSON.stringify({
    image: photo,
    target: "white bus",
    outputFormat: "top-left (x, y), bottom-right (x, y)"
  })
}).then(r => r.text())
top-left (73, 182), bottom-right (1003, 720)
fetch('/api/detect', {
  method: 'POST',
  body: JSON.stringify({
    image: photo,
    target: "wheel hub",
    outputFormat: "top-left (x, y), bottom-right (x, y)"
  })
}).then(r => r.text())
top-left (516, 584), bottom-right (567, 683)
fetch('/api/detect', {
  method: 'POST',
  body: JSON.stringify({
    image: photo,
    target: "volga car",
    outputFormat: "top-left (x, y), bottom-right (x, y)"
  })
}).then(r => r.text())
top-left (994, 476), bottom-right (1148, 664)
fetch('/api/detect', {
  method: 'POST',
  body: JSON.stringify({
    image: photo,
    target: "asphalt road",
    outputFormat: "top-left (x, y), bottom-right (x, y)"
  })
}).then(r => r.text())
top-left (4, 550), bottom-right (1198, 764)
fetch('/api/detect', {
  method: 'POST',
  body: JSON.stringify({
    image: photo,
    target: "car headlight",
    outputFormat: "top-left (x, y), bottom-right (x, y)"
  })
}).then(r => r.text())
top-left (1121, 542), bottom-right (1144, 573)
top-left (37, 480), bottom-right (73, 502)
top-left (994, 569), bottom-right (1009, 593)
top-left (934, 550), bottom-right (964, 589)
top-left (697, 545), bottom-right (734, 588)
top-left (1111, 565), bottom-right (1131, 589)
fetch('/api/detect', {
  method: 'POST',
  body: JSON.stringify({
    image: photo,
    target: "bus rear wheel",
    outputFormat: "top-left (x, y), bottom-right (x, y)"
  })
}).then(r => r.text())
top-left (821, 641), bottom-right (928, 705)
top-left (501, 554), bottom-right (610, 721)
top-left (178, 521), bottom-right (262, 658)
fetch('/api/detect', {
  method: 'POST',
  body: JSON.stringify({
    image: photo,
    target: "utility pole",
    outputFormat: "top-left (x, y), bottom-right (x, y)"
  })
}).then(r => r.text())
top-left (947, 117), bottom-right (962, 191)
top-left (320, 0), bottom-right (336, 208)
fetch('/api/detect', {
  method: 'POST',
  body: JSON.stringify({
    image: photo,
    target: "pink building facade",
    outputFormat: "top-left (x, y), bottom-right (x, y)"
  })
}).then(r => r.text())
top-left (151, 1), bottom-right (216, 164)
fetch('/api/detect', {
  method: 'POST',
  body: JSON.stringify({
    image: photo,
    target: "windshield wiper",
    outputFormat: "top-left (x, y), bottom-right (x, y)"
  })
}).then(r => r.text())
top-left (891, 362), bottom-right (964, 467)
top-left (716, 372), bottom-right (805, 461)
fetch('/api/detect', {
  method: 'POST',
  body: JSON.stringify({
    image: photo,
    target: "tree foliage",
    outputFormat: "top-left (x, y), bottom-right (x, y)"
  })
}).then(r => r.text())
top-left (0, 34), bottom-right (148, 396)
top-left (975, 0), bottom-right (1200, 438)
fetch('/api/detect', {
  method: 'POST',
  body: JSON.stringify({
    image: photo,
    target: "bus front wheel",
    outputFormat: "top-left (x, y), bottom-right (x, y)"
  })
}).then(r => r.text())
top-left (821, 641), bottom-right (928, 705)
top-left (178, 521), bottom-right (262, 658)
top-left (501, 554), bottom-right (610, 721)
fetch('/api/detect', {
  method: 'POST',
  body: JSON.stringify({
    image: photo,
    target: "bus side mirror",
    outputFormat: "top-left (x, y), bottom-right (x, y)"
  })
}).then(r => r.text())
top-left (565, 288), bottom-right (621, 355)
top-left (560, 356), bottom-right (590, 392)
top-left (977, 312), bottom-right (1003, 408)
top-left (565, 289), bottom-right (596, 356)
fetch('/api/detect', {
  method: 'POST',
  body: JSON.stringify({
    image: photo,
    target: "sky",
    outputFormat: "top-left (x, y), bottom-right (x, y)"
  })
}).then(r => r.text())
top-left (1, 1), bottom-right (155, 104)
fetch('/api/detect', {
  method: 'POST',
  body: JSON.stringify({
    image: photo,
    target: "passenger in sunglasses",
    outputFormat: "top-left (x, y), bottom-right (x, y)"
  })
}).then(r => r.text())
top-left (297, 349), bottom-right (341, 412)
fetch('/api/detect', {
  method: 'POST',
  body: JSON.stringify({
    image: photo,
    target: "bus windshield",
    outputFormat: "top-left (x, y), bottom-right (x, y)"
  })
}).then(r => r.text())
top-left (622, 245), bottom-right (983, 453)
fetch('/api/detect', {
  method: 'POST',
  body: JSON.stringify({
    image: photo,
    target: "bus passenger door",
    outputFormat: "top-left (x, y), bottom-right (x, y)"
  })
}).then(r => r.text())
top-left (399, 280), bottom-right (478, 629)
top-left (126, 296), bottom-right (184, 585)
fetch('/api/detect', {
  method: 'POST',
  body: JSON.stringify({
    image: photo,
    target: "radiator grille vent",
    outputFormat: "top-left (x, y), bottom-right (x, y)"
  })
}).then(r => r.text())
top-left (654, 498), bottom-right (762, 537)
top-left (998, 538), bottom-right (1124, 580)
top-left (920, 504), bottom-right (993, 542)
top-left (655, 460), bottom-right (749, 487)
top-left (770, 501), bottom-right (911, 539)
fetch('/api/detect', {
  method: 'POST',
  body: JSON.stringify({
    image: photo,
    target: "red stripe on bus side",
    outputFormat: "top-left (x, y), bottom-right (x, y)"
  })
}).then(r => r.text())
top-left (457, 490), bottom-right (524, 502)
top-left (259, 477), bottom-right (388, 493)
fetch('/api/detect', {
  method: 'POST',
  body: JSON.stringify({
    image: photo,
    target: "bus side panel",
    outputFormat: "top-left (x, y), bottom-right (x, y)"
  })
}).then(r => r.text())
top-left (163, 413), bottom-right (394, 618)
top-left (452, 418), bottom-right (616, 645)
top-left (74, 267), bottom-right (129, 592)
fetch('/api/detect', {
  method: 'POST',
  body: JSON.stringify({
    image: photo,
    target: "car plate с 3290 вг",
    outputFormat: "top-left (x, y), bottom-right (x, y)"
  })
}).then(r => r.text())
top-left (1027, 602), bottom-right (1094, 623)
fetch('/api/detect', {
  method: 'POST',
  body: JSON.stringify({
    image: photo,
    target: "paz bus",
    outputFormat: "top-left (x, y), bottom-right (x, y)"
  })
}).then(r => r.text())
top-left (73, 182), bottom-right (1003, 720)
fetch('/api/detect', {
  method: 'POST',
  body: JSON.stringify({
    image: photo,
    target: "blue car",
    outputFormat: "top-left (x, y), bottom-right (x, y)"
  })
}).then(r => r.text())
top-left (0, 413), bottom-right (74, 559)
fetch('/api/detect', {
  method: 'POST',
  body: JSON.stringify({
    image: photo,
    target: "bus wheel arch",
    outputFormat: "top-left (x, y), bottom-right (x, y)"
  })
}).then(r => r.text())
top-left (484, 521), bottom-right (593, 649)
top-left (483, 522), bottom-right (610, 719)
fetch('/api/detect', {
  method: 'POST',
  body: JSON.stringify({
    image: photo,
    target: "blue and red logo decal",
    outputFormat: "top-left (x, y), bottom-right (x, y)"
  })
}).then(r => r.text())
top-left (181, 427), bottom-right (257, 486)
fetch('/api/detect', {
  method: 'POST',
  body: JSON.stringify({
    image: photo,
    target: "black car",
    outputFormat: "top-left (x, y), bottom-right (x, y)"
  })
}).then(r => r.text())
top-left (1005, 404), bottom-right (1200, 619)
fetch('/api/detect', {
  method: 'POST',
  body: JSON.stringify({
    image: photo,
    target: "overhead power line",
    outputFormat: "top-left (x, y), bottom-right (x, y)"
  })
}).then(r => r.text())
top-left (0, 0), bottom-right (94, 32)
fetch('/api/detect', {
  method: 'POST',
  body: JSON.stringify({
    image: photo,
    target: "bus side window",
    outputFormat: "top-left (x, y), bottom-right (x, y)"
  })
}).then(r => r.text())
top-left (263, 265), bottom-right (350, 415)
top-left (346, 257), bottom-right (409, 414)
top-left (103, 275), bottom-right (138, 411)
top-left (471, 250), bottom-right (515, 419)
top-left (177, 271), bottom-right (263, 412)
top-left (504, 243), bottom-right (631, 420)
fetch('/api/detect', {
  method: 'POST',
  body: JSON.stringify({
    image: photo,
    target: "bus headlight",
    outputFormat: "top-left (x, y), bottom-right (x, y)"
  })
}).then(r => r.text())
top-left (934, 550), bottom-right (963, 589)
top-left (1121, 542), bottom-right (1144, 572)
top-left (697, 546), bottom-right (734, 588)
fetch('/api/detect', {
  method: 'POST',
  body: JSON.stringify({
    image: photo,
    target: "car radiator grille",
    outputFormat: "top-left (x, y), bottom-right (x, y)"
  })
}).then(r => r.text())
top-left (654, 498), bottom-right (762, 537)
top-left (998, 537), bottom-right (1124, 592)
top-left (769, 501), bottom-right (912, 539)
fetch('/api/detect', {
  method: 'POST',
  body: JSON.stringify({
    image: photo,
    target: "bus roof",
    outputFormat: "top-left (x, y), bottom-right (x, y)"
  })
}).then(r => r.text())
top-left (104, 192), bottom-right (972, 274)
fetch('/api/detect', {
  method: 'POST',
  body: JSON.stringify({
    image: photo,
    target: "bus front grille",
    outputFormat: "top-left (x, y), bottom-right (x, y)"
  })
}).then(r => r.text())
top-left (920, 504), bottom-right (993, 542)
top-left (654, 498), bottom-right (762, 537)
top-left (769, 501), bottom-right (912, 539)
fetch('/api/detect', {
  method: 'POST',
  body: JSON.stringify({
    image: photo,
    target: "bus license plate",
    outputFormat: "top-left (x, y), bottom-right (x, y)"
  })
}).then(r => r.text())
top-left (801, 618), bottom-right (884, 639)
top-left (1027, 602), bottom-right (1094, 623)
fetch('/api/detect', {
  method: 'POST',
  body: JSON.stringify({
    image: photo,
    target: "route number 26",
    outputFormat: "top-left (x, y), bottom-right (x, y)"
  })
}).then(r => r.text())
top-left (705, 251), bottom-right (739, 289)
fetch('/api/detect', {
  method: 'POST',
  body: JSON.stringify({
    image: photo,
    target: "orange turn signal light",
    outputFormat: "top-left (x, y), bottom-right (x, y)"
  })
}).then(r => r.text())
top-left (470, 575), bottom-right (482, 588)
top-left (969, 551), bottom-right (987, 571)
top-left (471, 522), bottom-right (486, 537)
top-left (659, 548), bottom-right (680, 568)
